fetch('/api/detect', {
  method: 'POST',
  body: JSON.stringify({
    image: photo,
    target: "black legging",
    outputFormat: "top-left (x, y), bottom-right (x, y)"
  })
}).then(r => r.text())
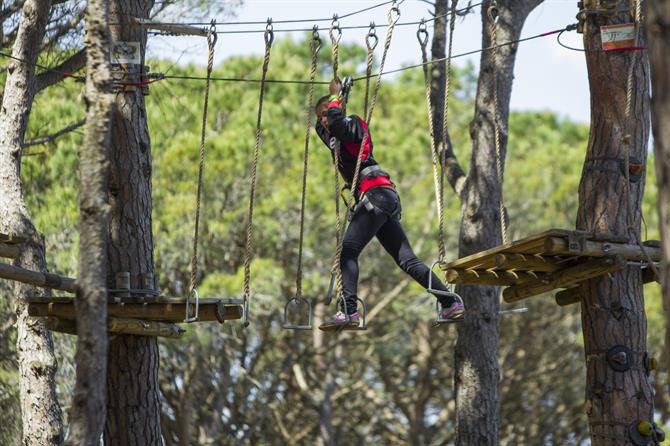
top-left (339, 187), bottom-right (455, 314)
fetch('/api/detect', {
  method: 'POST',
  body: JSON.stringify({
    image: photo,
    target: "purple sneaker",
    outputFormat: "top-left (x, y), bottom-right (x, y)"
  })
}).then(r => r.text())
top-left (319, 311), bottom-right (359, 331)
top-left (439, 302), bottom-right (465, 322)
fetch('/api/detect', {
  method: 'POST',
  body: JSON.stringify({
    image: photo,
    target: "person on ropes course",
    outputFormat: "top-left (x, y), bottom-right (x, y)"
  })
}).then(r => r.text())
top-left (315, 78), bottom-right (465, 329)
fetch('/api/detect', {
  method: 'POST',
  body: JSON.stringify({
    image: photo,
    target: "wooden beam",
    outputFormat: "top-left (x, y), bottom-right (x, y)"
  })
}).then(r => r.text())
top-left (0, 243), bottom-right (20, 259)
top-left (544, 237), bottom-right (662, 262)
top-left (494, 253), bottom-right (563, 272)
top-left (0, 261), bottom-right (76, 292)
top-left (445, 268), bottom-right (541, 286)
top-left (0, 233), bottom-right (26, 244)
top-left (29, 300), bottom-right (242, 323)
top-left (554, 265), bottom-right (660, 306)
top-left (130, 17), bottom-right (208, 37)
top-left (503, 255), bottom-right (627, 303)
top-left (45, 316), bottom-right (186, 338)
top-left (554, 287), bottom-right (582, 306)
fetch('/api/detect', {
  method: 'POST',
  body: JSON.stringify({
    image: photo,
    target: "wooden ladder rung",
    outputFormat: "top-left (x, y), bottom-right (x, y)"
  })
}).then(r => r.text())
top-left (445, 268), bottom-right (541, 286)
top-left (503, 255), bottom-right (627, 303)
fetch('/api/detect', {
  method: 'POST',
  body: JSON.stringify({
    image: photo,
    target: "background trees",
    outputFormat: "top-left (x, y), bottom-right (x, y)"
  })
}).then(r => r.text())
top-left (0, 4), bottom-right (665, 445)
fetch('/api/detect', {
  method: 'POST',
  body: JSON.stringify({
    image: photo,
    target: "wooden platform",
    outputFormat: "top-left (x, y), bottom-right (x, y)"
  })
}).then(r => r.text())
top-left (439, 229), bottom-right (661, 303)
top-left (27, 296), bottom-right (244, 338)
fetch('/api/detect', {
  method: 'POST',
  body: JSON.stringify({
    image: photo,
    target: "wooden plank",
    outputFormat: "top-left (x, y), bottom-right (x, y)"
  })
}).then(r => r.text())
top-left (445, 269), bottom-right (542, 286)
top-left (28, 301), bottom-right (242, 323)
top-left (503, 255), bottom-right (627, 303)
top-left (0, 243), bottom-right (20, 259)
top-left (544, 237), bottom-right (662, 262)
top-left (0, 233), bottom-right (26, 245)
top-left (440, 228), bottom-right (574, 271)
top-left (45, 316), bottom-right (186, 338)
top-left (494, 253), bottom-right (564, 272)
top-left (554, 265), bottom-right (660, 306)
top-left (0, 261), bottom-right (76, 293)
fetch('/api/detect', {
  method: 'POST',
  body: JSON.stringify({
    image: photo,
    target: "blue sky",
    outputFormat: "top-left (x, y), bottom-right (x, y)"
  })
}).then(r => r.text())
top-left (148, 0), bottom-right (589, 122)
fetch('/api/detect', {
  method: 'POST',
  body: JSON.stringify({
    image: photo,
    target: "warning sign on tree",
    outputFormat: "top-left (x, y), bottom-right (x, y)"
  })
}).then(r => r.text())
top-left (600, 24), bottom-right (636, 51)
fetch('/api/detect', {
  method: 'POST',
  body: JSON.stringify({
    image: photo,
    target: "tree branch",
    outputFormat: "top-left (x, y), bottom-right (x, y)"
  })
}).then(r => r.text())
top-left (34, 48), bottom-right (85, 92)
top-left (23, 119), bottom-right (85, 148)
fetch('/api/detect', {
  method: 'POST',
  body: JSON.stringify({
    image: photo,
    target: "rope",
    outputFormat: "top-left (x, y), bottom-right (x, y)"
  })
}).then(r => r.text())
top-left (330, 16), bottom-right (342, 80)
top-left (488, 1), bottom-right (509, 245)
top-left (242, 21), bottom-right (274, 327)
top-left (364, 22), bottom-right (378, 117)
top-left (331, 2), bottom-right (401, 309)
top-left (417, 21), bottom-right (446, 263)
top-left (187, 22), bottom-right (217, 319)
top-left (295, 28), bottom-right (321, 299)
top-left (329, 14), bottom-right (346, 305)
top-left (620, 0), bottom-right (660, 280)
top-left (441, 0), bottom-right (459, 198)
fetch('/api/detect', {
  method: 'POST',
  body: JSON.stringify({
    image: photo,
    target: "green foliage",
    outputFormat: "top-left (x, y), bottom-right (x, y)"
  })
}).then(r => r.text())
top-left (8, 32), bottom-right (665, 444)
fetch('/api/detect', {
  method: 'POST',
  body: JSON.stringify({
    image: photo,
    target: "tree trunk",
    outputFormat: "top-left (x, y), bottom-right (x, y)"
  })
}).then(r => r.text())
top-left (579, 3), bottom-right (654, 443)
top-left (313, 303), bottom-right (335, 446)
top-left (103, 0), bottom-right (161, 444)
top-left (647, 0), bottom-right (670, 384)
top-left (429, 1), bottom-right (542, 444)
top-left (65, 0), bottom-right (112, 443)
top-left (0, 0), bottom-right (64, 444)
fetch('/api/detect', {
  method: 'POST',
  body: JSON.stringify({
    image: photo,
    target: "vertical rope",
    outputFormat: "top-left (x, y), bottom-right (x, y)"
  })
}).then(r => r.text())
top-left (418, 21), bottom-right (446, 262)
top-left (330, 15), bottom-right (342, 80)
top-left (242, 21), bottom-right (274, 326)
top-left (328, 14), bottom-right (346, 304)
top-left (295, 29), bottom-right (321, 299)
top-left (622, 0), bottom-right (659, 279)
top-left (364, 23), bottom-right (378, 118)
top-left (440, 0), bottom-right (459, 206)
top-left (188, 22), bottom-right (217, 309)
top-left (488, 1), bottom-right (509, 245)
top-left (331, 2), bottom-right (401, 309)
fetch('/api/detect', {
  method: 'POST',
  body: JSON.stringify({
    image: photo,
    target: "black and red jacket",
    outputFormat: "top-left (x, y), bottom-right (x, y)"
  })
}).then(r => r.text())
top-left (315, 97), bottom-right (393, 199)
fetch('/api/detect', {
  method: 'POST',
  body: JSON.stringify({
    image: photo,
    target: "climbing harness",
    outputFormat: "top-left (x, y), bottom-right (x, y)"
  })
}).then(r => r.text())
top-left (241, 19), bottom-right (274, 327)
top-left (185, 21), bottom-right (217, 322)
top-left (283, 27), bottom-right (321, 330)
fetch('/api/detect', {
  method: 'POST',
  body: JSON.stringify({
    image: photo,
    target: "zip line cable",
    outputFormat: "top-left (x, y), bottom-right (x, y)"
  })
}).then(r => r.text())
top-left (0, 22), bottom-right (580, 88)
top-left (140, 0), bottom-right (398, 27)
top-left (146, 2), bottom-right (482, 35)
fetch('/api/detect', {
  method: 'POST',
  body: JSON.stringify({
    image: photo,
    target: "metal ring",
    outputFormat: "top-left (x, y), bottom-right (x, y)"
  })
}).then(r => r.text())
top-left (366, 23), bottom-right (378, 50)
top-left (311, 26), bottom-right (321, 52)
top-left (417, 19), bottom-right (429, 47)
top-left (330, 24), bottom-right (342, 43)
top-left (487, 5), bottom-right (499, 24)
top-left (390, 5), bottom-right (401, 25)
top-left (264, 19), bottom-right (274, 46)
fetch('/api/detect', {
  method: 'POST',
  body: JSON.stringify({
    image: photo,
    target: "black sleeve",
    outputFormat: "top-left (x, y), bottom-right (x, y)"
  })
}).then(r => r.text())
top-left (327, 106), bottom-right (366, 143)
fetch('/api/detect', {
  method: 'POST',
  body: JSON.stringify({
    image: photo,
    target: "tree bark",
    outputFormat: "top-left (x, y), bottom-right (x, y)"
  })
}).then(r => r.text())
top-left (429, 1), bottom-right (542, 444)
top-left (103, 0), bottom-right (161, 444)
top-left (64, 0), bottom-right (112, 443)
top-left (579, 2), bottom-right (654, 443)
top-left (647, 0), bottom-right (670, 385)
top-left (0, 0), bottom-right (64, 444)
